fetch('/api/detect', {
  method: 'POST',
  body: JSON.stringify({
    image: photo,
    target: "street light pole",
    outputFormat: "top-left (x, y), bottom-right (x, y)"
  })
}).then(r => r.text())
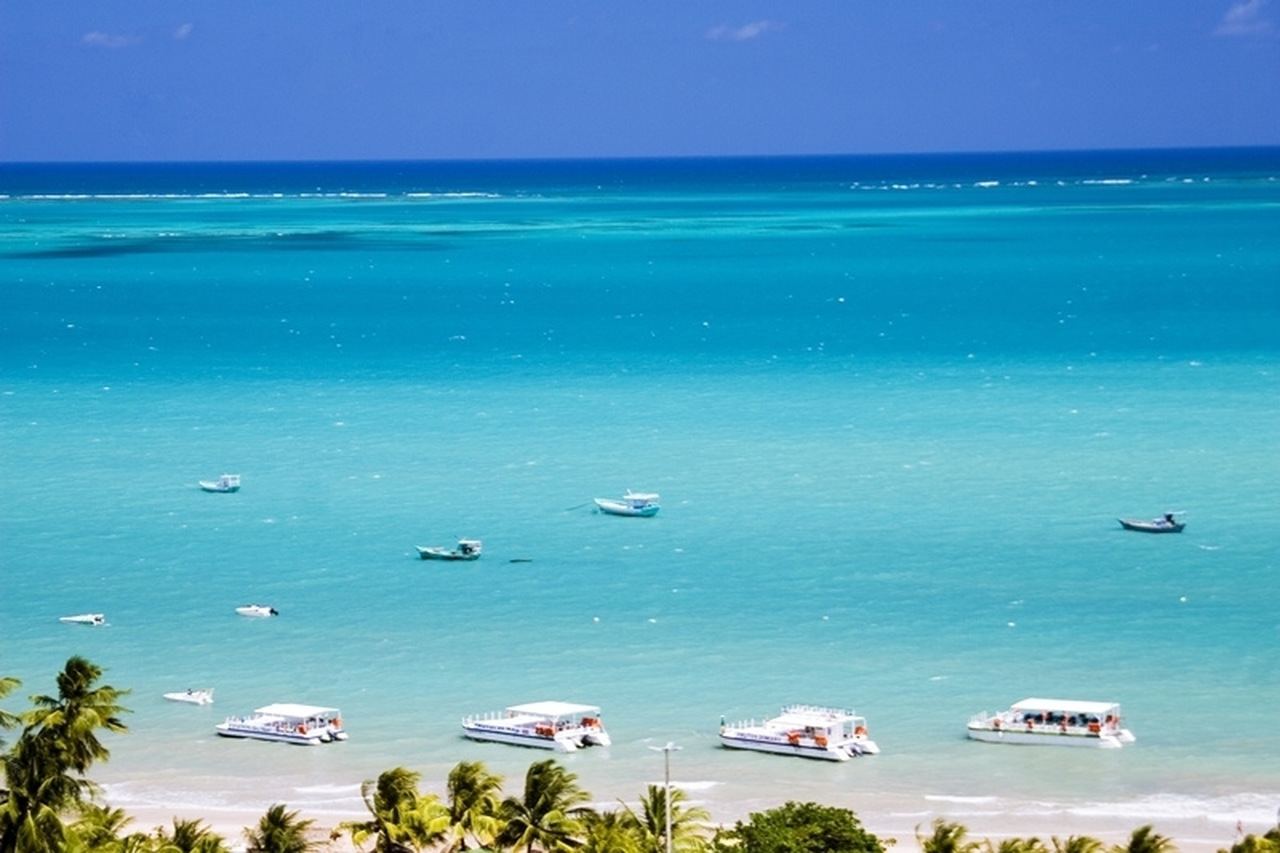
top-left (648, 741), bottom-right (681, 853)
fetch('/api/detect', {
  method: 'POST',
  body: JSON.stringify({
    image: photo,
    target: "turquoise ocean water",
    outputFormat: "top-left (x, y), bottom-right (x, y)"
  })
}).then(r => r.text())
top-left (2, 150), bottom-right (1278, 842)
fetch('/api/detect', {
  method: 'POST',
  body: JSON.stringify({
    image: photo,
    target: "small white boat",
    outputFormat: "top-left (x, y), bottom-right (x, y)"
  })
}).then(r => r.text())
top-left (968, 698), bottom-right (1136, 748)
top-left (216, 703), bottom-right (346, 746)
top-left (199, 474), bottom-right (241, 493)
top-left (417, 539), bottom-right (483, 561)
top-left (164, 688), bottom-right (214, 706)
top-left (235, 604), bottom-right (279, 618)
top-left (462, 701), bottom-right (611, 752)
top-left (594, 491), bottom-right (660, 517)
top-left (59, 613), bottom-right (105, 627)
top-left (720, 705), bottom-right (879, 762)
top-left (1118, 513), bottom-right (1184, 533)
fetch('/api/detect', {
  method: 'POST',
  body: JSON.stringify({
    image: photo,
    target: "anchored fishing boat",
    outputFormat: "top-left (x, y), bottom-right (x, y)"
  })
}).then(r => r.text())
top-left (594, 491), bottom-right (660, 517)
top-left (968, 698), bottom-right (1135, 748)
top-left (1118, 513), bottom-right (1184, 533)
top-left (216, 703), bottom-right (347, 746)
top-left (417, 539), bottom-right (483, 561)
top-left (235, 604), bottom-right (279, 618)
top-left (720, 705), bottom-right (879, 761)
top-left (462, 701), bottom-right (611, 752)
top-left (199, 474), bottom-right (241, 493)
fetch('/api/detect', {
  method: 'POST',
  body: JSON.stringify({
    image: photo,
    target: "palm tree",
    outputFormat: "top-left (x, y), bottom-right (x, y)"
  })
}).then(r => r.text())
top-left (1114, 826), bottom-right (1177, 853)
top-left (68, 803), bottom-right (135, 850)
top-left (581, 809), bottom-right (643, 853)
top-left (24, 656), bottom-right (130, 775)
top-left (337, 766), bottom-right (449, 852)
top-left (498, 759), bottom-right (591, 852)
top-left (244, 803), bottom-right (317, 853)
top-left (985, 839), bottom-right (1049, 853)
top-left (1053, 836), bottom-right (1106, 853)
top-left (0, 675), bottom-right (20, 739)
top-left (626, 785), bottom-right (711, 852)
top-left (918, 820), bottom-right (982, 853)
top-left (444, 760), bottom-right (505, 852)
top-left (152, 817), bottom-right (231, 852)
top-left (0, 658), bottom-right (130, 853)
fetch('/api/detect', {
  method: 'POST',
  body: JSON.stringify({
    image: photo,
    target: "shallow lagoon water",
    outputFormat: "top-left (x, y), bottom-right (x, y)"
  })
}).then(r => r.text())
top-left (2, 150), bottom-right (1279, 842)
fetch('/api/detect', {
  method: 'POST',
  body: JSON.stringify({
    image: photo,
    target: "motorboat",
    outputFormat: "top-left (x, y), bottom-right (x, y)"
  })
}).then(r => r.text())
top-left (968, 698), bottom-right (1136, 748)
top-left (199, 474), bottom-right (241, 493)
top-left (59, 613), bottom-right (105, 627)
top-left (462, 701), bottom-right (611, 752)
top-left (1118, 513), bottom-right (1184, 533)
top-left (593, 491), bottom-right (660, 517)
top-left (417, 539), bottom-right (483, 561)
top-left (164, 688), bottom-right (214, 706)
top-left (216, 703), bottom-right (347, 746)
top-left (235, 604), bottom-right (279, 618)
top-left (720, 705), bottom-right (879, 762)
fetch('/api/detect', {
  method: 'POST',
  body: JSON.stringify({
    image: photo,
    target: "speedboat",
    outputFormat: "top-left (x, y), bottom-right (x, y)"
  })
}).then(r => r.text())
top-left (417, 539), bottom-right (483, 561)
top-left (1118, 513), bottom-right (1184, 533)
top-left (462, 701), bottom-right (611, 752)
top-left (216, 703), bottom-right (346, 746)
top-left (594, 491), bottom-right (660, 517)
top-left (720, 705), bottom-right (879, 761)
top-left (199, 474), bottom-right (241, 493)
top-left (235, 604), bottom-right (279, 618)
top-left (165, 688), bottom-right (214, 705)
top-left (968, 698), bottom-right (1135, 748)
top-left (59, 613), bottom-right (105, 627)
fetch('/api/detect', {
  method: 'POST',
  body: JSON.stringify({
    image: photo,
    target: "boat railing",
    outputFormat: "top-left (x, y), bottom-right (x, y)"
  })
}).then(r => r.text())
top-left (780, 704), bottom-right (856, 719)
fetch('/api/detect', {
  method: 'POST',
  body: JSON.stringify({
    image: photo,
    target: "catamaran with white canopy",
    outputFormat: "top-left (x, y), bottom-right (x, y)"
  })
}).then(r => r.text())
top-left (462, 701), bottom-right (611, 752)
top-left (216, 703), bottom-right (347, 746)
top-left (720, 705), bottom-right (879, 761)
top-left (968, 698), bottom-right (1135, 748)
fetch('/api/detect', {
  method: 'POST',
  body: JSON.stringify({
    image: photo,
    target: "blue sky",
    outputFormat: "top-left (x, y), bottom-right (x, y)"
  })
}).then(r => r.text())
top-left (2, 1), bottom-right (1278, 161)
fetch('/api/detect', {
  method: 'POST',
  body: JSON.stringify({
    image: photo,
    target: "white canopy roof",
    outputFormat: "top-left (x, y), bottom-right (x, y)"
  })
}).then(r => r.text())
top-left (254, 703), bottom-right (341, 718)
top-left (1011, 698), bottom-right (1120, 715)
top-left (774, 705), bottom-right (859, 725)
top-left (506, 701), bottom-right (600, 718)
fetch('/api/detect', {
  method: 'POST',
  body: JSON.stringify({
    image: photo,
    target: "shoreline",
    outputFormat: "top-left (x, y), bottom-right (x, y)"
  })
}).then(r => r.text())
top-left (108, 783), bottom-right (1271, 853)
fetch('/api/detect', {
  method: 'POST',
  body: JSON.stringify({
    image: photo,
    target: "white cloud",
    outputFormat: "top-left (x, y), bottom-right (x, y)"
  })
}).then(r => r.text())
top-left (81, 31), bottom-right (140, 48)
top-left (706, 20), bottom-right (783, 42)
top-left (174, 23), bottom-right (194, 40)
top-left (1214, 0), bottom-right (1274, 36)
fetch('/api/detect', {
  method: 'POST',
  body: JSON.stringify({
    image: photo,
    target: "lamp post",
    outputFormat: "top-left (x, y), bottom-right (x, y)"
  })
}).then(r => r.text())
top-left (648, 741), bottom-right (681, 853)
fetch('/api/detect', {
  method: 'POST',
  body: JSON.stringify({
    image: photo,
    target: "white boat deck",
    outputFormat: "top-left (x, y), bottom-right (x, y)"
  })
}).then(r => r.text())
top-left (968, 697), bottom-right (1135, 748)
top-left (721, 704), bottom-right (878, 761)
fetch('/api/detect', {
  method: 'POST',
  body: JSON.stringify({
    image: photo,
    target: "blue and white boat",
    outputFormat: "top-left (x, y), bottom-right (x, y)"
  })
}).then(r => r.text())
top-left (462, 701), bottom-right (611, 752)
top-left (720, 705), bottom-right (879, 761)
top-left (594, 491), bottom-right (660, 517)
top-left (216, 703), bottom-right (347, 746)
top-left (199, 474), bottom-right (241, 493)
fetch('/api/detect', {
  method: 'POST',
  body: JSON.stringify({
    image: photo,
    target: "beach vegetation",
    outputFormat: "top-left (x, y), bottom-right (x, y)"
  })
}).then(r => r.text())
top-left (917, 819), bottom-right (981, 853)
top-left (148, 817), bottom-right (230, 852)
top-left (1218, 829), bottom-right (1280, 853)
top-left (713, 800), bottom-right (888, 853)
top-left (336, 766), bottom-right (449, 852)
top-left (1052, 837), bottom-right (1106, 853)
top-left (496, 759), bottom-right (591, 852)
top-left (243, 803), bottom-right (318, 853)
top-left (0, 656), bottom-right (129, 853)
top-left (444, 760), bottom-right (505, 852)
top-left (1113, 825), bottom-right (1176, 853)
top-left (580, 809), bottom-right (643, 853)
top-left (985, 839), bottom-right (1049, 853)
top-left (625, 784), bottom-right (712, 852)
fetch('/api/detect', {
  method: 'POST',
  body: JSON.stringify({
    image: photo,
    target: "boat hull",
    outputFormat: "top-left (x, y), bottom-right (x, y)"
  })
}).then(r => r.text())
top-left (59, 614), bottom-right (105, 626)
top-left (967, 725), bottom-right (1133, 748)
top-left (720, 733), bottom-right (854, 761)
top-left (215, 724), bottom-right (325, 746)
top-left (461, 723), bottom-right (606, 752)
top-left (418, 548), bottom-right (481, 561)
top-left (165, 691), bottom-right (214, 705)
top-left (594, 499), bottom-right (660, 517)
top-left (199, 483), bottom-right (240, 493)
top-left (1118, 519), bottom-right (1184, 533)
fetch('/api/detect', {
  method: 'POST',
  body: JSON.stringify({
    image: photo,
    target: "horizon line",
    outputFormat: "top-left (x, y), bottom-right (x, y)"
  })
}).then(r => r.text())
top-left (3, 143), bottom-right (1279, 168)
